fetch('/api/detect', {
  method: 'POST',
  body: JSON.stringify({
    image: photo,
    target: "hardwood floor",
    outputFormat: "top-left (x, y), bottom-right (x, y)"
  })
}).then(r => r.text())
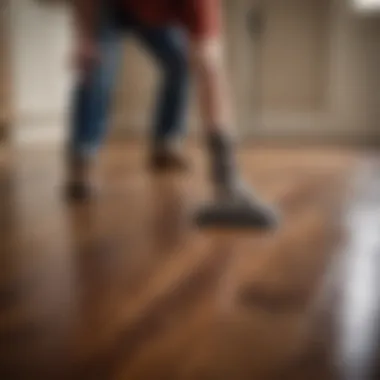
top-left (0, 142), bottom-right (379, 380)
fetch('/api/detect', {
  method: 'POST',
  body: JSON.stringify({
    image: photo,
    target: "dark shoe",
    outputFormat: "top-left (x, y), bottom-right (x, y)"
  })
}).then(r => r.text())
top-left (64, 154), bottom-right (96, 202)
top-left (149, 150), bottom-right (189, 172)
top-left (65, 180), bottom-right (94, 202)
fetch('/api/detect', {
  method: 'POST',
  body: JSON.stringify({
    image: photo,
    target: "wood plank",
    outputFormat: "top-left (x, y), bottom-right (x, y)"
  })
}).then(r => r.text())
top-left (0, 142), bottom-right (378, 380)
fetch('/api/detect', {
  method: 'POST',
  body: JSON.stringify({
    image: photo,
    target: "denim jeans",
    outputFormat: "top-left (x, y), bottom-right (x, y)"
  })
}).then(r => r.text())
top-left (68, 3), bottom-right (189, 159)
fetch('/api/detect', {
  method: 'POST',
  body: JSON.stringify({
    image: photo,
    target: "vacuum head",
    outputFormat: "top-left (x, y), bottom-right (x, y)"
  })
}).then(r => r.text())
top-left (194, 199), bottom-right (280, 230)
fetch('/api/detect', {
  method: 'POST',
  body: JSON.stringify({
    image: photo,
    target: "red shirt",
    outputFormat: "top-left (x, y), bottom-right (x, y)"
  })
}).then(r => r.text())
top-left (124, 0), bottom-right (221, 38)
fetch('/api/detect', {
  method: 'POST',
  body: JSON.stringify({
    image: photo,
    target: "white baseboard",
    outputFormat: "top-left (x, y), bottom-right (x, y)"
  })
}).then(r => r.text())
top-left (10, 113), bottom-right (67, 147)
top-left (11, 113), bottom-right (379, 148)
top-left (110, 117), bottom-right (379, 146)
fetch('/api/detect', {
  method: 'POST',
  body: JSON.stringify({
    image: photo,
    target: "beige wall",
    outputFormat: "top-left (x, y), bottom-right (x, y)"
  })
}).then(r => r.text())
top-left (353, 0), bottom-right (380, 12)
top-left (7, 0), bottom-right (72, 144)
top-left (111, 0), bottom-right (380, 142)
top-left (328, 0), bottom-right (380, 141)
top-left (256, 0), bottom-right (330, 112)
top-left (238, 0), bottom-right (380, 141)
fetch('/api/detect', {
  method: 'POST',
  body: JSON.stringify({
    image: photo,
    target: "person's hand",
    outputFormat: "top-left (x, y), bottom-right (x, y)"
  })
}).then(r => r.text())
top-left (72, 35), bottom-right (99, 75)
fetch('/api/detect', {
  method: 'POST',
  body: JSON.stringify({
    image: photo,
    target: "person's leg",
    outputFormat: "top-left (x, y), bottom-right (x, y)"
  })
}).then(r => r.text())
top-left (67, 5), bottom-right (124, 198)
top-left (188, 12), bottom-right (279, 227)
top-left (135, 26), bottom-right (190, 170)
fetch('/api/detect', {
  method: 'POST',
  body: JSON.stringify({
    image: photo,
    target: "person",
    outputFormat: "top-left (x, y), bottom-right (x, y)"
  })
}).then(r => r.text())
top-left (67, 0), bottom-right (277, 228)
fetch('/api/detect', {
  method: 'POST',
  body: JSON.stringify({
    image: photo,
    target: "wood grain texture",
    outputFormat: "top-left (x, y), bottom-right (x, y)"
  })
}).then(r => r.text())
top-left (0, 141), bottom-right (379, 380)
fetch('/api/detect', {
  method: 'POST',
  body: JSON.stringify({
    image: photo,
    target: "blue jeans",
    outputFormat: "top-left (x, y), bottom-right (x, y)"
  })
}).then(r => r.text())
top-left (68, 4), bottom-right (189, 159)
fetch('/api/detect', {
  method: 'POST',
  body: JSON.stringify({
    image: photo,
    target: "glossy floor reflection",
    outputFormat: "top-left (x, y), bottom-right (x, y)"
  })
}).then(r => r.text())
top-left (0, 142), bottom-right (379, 380)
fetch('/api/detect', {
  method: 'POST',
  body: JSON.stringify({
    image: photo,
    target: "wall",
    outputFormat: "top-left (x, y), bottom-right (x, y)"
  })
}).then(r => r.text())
top-left (110, 0), bottom-right (380, 142)
top-left (353, 0), bottom-right (380, 12)
top-left (237, 0), bottom-right (332, 137)
top-left (327, 0), bottom-right (380, 141)
top-left (7, 0), bottom-right (72, 145)
top-left (5, 0), bottom-right (380, 145)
